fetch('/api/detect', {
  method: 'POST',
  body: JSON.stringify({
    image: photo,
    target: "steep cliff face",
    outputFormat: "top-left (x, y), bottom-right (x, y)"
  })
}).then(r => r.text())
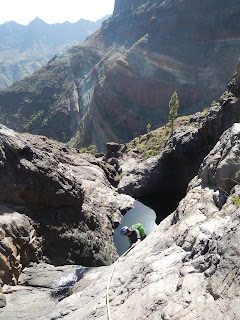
top-left (113, 0), bottom-right (147, 15)
top-left (2, 102), bottom-right (240, 320)
top-left (1, 41), bottom-right (240, 320)
top-left (0, 0), bottom-right (240, 150)
top-left (118, 61), bottom-right (240, 221)
top-left (0, 125), bottom-right (134, 296)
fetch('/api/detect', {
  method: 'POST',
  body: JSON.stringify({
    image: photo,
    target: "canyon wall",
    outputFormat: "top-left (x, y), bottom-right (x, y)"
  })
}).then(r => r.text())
top-left (0, 0), bottom-right (239, 150)
top-left (0, 125), bottom-right (134, 299)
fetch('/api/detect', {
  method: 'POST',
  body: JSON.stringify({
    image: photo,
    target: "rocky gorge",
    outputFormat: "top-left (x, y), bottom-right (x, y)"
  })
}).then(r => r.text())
top-left (0, 126), bottom-right (134, 312)
top-left (0, 60), bottom-right (240, 319)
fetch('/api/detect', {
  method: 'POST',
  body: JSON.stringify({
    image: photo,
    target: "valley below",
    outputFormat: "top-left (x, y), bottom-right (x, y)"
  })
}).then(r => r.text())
top-left (0, 0), bottom-right (239, 150)
top-left (1, 0), bottom-right (240, 319)
top-left (0, 60), bottom-right (240, 318)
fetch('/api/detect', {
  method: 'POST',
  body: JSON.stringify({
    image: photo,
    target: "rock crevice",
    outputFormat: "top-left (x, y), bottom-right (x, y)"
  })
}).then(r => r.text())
top-left (0, 125), bottom-right (134, 294)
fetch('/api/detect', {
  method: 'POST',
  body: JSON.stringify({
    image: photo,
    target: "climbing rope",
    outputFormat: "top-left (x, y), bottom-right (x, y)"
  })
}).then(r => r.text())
top-left (106, 246), bottom-right (133, 320)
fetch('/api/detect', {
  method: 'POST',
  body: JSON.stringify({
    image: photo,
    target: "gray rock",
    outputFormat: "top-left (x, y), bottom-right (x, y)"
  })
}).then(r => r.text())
top-left (105, 142), bottom-right (122, 155)
top-left (0, 205), bottom-right (41, 286)
top-left (0, 126), bottom-right (84, 207)
top-left (0, 263), bottom-right (90, 319)
top-left (0, 122), bottom-right (233, 320)
top-left (0, 291), bottom-right (6, 308)
top-left (1, 63), bottom-right (240, 318)
top-left (0, 125), bottom-right (134, 287)
top-left (199, 123), bottom-right (240, 194)
top-left (118, 73), bottom-right (240, 199)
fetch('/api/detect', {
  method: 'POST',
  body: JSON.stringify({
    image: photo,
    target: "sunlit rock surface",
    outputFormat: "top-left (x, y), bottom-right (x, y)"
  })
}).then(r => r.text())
top-left (1, 62), bottom-right (240, 317)
top-left (0, 125), bottom-right (134, 291)
top-left (1, 31), bottom-right (240, 320)
top-left (2, 123), bottom-right (240, 319)
top-left (2, 263), bottom-right (86, 319)
top-left (42, 124), bottom-right (240, 320)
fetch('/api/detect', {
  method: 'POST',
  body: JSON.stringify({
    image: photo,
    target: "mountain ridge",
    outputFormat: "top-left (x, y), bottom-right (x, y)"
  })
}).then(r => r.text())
top-left (0, 15), bottom-right (110, 89)
top-left (0, 0), bottom-right (240, 150)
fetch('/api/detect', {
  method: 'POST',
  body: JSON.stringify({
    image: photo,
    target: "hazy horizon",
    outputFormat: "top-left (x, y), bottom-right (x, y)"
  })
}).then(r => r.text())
top-left (0, 0), bottom-right (114, 25)
top-left (0, 15), bottom-right (111, 27)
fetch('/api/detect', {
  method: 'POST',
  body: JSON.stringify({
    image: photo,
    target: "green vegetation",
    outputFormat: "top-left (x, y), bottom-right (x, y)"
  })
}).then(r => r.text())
top-left (114, 172), bottom-right (123, 182)
top-left (135, 33), bottom-right (149, 46)
top-left (211, 100), bottom-right (216, 107)
top-left (203, 107), bottom-right (210, 116)
top-left (231, 196), bottom-right (240, 208)
top-left (221, 206), bottom-right (229, 217)
top-left (78, 145), bottom-right (97, 155)
top-left (202, 99), bottom-right (217, 117)
top-left (126, 125), bottom-right (171, 160)
top-left (124, 110), bottom-right (203, 160)
top-left (134, 2), bottom-right (151, 15)
top-left (169, 91), bottom-right (179, 132)
top-left (0, 59), bottom-right (74, 142)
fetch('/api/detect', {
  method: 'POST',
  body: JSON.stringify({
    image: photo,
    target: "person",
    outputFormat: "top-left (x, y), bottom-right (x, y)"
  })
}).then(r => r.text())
top-left (120, 226), bottom-right (146, 248)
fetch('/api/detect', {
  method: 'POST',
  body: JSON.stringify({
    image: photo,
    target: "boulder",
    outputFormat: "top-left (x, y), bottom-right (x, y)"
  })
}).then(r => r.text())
top-left (0, 125), bottom-right (134, 288)
top-left (105, 142), bottom-right (123, 160)
top-left (0, 126), bottom-right (84, 207)
top-left (0, 206), bottom-right (41, 287)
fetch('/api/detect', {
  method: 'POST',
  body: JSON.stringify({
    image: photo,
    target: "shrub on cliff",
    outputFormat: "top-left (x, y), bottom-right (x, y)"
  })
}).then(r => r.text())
top-left (169, 91), bottom-right (179, 132)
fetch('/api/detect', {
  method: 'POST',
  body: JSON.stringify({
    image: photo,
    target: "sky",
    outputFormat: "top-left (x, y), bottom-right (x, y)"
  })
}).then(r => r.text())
top-left (0, 0), bottom-right (115, 25)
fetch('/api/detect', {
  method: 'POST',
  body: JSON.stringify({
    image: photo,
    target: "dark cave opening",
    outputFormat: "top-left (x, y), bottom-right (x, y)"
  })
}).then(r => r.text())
top-left (113, 192), bottom-right (185, 256)
top-left (139, 192), bottom-right (186, 225)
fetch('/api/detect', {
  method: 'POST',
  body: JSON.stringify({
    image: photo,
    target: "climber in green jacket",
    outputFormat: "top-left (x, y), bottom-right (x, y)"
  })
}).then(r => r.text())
top-left (120, 224), bottom-right (146, 247)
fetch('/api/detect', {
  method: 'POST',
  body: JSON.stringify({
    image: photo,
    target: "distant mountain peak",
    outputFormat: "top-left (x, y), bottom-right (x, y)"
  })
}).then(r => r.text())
top-left (28, 17), bottom-right (47, 25)
top-left (3, 20), bottom-right (21, 26)
top-left (0, 15), bottom-right (108, 89)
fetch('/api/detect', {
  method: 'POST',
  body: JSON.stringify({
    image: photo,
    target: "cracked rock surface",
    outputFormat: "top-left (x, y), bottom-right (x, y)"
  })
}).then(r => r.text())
top-left (0, 124), bottom-right (134, 292)
top-left (1, 124), bottom-right (240, 319)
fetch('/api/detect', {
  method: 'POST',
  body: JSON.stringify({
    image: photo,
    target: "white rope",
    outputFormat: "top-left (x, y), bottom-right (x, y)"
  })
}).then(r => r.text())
top-left (106, 247), bottom-right (133, 320)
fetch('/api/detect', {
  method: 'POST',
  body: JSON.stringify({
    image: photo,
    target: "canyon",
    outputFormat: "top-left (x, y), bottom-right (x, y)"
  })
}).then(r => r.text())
top-left (0, 0), bottom-right (239, 150)
top-left (0, 0), bottom-right (240, 318)
top-left (0, 57), bottom-right (240, 320)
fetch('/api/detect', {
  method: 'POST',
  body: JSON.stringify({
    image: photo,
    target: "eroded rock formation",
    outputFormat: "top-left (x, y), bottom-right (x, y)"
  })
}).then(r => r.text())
top-left (0, 207), bottom-right (40, 287)
top-left (2, 122), bottom-right (240, 320)
top-left (0, 125), bottom-right (134, 295)
top-left (1, 32), bottom-right (240, 320)
top-left (118, 61), bottom-right (240, 202)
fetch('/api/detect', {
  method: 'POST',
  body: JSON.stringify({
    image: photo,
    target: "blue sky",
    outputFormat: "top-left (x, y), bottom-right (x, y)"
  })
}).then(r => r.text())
top-left (0, 0), bottom-right (114, 25)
